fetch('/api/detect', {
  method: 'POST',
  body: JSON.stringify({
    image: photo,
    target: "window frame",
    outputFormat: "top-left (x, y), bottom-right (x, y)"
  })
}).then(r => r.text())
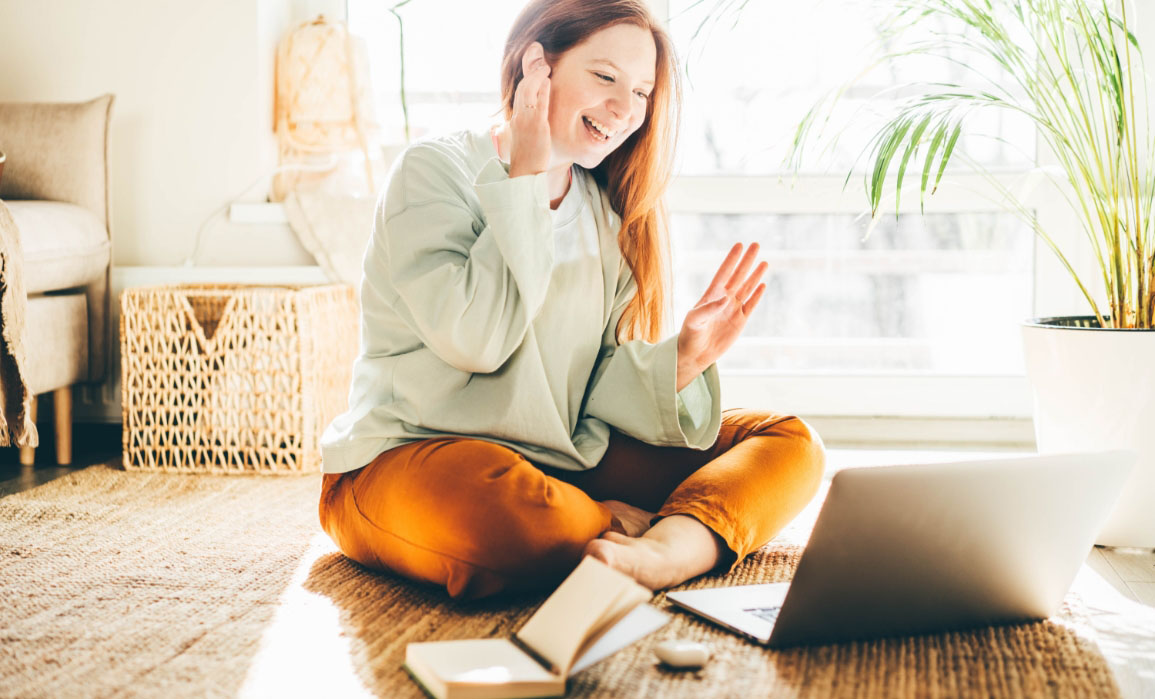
top-left (346, 0), bottom-right (1089, 430)
top-left (653, 0), bottom-right (1078, 422)
top-left (664, 171), bottom-right (1063, 420)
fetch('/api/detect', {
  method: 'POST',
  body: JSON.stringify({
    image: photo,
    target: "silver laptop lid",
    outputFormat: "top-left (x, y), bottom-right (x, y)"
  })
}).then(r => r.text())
top-left (766, 450), bottom-right (1135, 647)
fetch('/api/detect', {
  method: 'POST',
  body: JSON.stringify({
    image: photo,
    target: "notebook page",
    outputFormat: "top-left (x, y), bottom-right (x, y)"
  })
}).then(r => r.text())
top-left (569, 604), bottom-right (670, 676)
top-left (515, 557), bottom-right (638, 674)
top-left (568, 582), bottom-right (652, 666)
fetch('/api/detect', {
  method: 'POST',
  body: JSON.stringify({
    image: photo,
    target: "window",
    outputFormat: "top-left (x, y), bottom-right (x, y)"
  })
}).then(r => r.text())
top-left (350, 0), bottom-right (527, 143)
top-left (348, 0), bottom-right (1072, 421)
top-left (673, 211), bottom-right (1031, 375)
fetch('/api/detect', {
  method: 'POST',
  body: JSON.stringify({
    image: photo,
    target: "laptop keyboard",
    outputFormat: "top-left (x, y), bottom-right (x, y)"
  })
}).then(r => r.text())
top-left (744, 605), bottom-right (782, 623)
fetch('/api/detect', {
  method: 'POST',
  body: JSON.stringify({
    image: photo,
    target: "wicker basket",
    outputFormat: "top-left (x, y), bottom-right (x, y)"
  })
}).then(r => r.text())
top-left (120, 284), bottom-right (357, 474)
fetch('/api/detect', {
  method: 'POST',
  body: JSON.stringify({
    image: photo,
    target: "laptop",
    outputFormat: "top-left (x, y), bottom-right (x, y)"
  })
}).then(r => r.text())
top-left (665, 450), bottom-right (1135, 648)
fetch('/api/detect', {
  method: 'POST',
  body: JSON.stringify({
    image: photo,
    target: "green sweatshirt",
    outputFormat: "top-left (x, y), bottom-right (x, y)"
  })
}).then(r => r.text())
top-left (320, 126), bottom-right (722, 474)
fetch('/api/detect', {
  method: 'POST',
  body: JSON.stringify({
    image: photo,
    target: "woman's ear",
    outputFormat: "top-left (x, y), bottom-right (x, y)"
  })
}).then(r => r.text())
top-left (522, 41), bottom-right (550, 74)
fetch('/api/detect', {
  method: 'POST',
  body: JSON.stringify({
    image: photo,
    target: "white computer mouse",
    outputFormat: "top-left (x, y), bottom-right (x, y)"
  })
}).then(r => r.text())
top-left (654, 639), bottom-right (711, 669)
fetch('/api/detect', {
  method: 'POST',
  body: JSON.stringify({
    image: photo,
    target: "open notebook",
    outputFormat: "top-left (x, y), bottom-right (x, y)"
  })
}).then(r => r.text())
top-left (404, 557), bottom-right (670, 699)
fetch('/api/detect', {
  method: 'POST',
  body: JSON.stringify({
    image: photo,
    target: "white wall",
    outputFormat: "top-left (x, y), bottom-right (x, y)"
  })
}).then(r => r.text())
top-left (0, 0), bottom-right (342, 266)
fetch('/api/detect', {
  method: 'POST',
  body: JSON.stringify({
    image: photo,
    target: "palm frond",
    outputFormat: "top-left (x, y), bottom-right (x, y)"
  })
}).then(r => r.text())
top-left (783, 0), bottom-right (1155, 327)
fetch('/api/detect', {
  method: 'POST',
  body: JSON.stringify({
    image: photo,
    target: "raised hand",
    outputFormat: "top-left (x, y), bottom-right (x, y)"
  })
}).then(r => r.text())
top-left (508, 42), bottom-right (552, 178)
top-left (676, 243), bottom-right (768, 391)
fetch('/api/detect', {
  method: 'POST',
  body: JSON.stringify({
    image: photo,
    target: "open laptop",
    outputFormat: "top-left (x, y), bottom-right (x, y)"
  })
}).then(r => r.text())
top-left (666, 450), bottom-right (1135, 648)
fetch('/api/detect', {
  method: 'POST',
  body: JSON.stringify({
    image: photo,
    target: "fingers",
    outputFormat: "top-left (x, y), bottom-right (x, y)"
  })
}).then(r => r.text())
top-left (704, 243), bottom-right (744, 297)
top-left (508, 42), bottom-right (552, 177)
top-left (743, 283), bottom-right (766, 315)
top-left (725, 243), bottom-right (760, 293)
top-left (735, 260), bottom-right (768, 302)
top-left (537, 61), bottom-right (551, 114)
top-left (516, 42), bottom-right (550, 110)
top-left (704, 242), bottom-right (765, 299)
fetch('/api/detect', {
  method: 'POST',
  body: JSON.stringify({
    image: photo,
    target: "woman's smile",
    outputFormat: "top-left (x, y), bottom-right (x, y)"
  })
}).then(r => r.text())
top-left (582, 115), bottom-right (615, 143)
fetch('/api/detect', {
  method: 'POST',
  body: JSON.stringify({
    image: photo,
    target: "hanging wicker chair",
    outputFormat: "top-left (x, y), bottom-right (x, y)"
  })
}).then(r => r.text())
top-left (272, 15), bottom-right (378, 201)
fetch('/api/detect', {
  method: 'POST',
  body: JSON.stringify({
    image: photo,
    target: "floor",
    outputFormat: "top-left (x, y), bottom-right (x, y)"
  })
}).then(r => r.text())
top-left (0, 422), bottom-right (121, 498)
top-left (4, 431), bottom-right (1154, 697)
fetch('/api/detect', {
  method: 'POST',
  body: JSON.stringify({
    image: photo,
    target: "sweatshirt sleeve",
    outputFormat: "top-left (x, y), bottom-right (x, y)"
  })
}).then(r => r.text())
top-left (375, 149), bottom-right (553, 374)
top-left (583, 266), bottom-right (722, 448)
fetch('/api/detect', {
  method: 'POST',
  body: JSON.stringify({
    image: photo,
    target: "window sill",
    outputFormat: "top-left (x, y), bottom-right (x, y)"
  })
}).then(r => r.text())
top-left (718, 373), bottom-right (1032, 418)
top-left (802, 415), bottom-right (1035, 450)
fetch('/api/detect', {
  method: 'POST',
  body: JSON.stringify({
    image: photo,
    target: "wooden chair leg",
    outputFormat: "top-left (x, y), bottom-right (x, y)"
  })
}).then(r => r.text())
top-left (18, 395), bottom-right (37, 466)
top-left (54, 387), bottom-right (72, 466)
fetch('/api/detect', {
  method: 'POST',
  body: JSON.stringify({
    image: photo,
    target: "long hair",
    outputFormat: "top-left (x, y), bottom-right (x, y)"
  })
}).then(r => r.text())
top-left (498, 0), bottom-right (681, 343)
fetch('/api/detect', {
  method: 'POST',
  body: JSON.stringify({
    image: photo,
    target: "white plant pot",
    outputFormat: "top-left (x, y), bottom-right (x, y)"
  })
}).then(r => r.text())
top-left (1022, 317), bottom-right (1155, 548)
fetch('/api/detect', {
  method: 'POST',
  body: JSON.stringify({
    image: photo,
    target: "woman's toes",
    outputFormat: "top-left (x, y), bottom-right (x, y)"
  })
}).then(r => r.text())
top-left (600, 500), bottom-right (656, 537)
top-left (601, 531), bottom-right (632, 544)
top-left (583, 539), bottom-right (618, 570)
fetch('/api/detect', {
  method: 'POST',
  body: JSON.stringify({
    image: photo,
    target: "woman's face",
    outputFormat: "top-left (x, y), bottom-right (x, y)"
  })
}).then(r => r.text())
top-left (544, 23), bottom-right (657, 169)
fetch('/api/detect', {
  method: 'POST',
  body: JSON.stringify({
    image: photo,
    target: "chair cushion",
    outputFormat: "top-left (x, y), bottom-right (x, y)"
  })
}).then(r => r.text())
top-left (24, 293), bottom-right (88, 395)
top-left (5, 200), bottom-right (110, 294)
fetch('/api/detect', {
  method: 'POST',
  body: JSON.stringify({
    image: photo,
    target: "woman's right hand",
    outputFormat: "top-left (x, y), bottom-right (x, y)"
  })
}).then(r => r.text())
top-left (508, 41), bottom-right (552, 179)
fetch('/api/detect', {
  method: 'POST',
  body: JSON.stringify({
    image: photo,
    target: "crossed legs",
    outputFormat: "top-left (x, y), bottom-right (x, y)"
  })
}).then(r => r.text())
top-left (318, 409), bottom-right (825, 599)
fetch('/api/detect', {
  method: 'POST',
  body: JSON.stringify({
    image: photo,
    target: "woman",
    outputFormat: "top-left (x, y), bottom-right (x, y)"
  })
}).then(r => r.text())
top-left (318, 0), bottom-right (825, 600)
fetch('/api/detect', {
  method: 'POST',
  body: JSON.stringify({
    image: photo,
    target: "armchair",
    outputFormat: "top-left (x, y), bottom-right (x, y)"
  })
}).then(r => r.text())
top-left (0, 95), bottom-right (114, 465)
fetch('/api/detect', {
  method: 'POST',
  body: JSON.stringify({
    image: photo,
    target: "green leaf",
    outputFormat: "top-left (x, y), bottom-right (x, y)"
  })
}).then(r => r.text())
top-left (920, 120), bottom-right (949, 213)
top-left (932, 122), bottom-right (963, 195)
top-left (1107, 15), bottom-right (1141, 51)
top-left (868, 117), bottom-right (914, 216)
top-left (895, 113), bottom-right (935, 215)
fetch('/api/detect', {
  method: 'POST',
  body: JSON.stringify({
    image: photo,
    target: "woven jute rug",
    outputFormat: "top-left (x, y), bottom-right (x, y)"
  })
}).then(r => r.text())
top-left (0, 464), bottom-right (1119, 698)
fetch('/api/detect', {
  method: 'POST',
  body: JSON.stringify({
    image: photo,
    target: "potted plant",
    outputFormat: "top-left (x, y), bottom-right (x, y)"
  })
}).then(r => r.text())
top-left (786, 0), bottom-right (1153, 547)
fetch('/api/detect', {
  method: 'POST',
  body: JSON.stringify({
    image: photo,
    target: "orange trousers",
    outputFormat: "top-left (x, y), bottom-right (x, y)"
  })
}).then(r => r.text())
top-left (318, 408), bottom-right (825, 599)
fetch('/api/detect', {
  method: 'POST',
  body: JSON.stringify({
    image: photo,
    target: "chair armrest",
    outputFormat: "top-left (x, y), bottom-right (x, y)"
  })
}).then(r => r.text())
top-left (0, 95), bottom-right (114, 230)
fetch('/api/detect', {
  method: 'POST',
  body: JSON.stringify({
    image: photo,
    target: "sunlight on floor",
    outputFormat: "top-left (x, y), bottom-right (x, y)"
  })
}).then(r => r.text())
top-left (1069, 557), bottom-right (1155, 695)
top-left (238, 532), bottom-right (374, 699)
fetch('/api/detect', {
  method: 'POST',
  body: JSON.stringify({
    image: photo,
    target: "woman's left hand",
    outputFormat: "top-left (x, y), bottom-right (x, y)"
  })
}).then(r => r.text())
top-left (676, 242), bottom-right (767, 391)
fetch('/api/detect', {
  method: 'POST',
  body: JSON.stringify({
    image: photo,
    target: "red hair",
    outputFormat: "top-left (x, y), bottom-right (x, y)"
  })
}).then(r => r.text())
top-left (498, 0), bottom-right (681, 343)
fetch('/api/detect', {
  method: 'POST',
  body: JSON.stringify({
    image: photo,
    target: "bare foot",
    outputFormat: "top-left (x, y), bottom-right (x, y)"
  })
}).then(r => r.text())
top-left (585, 533), bottom-right (682, 590)
top-left (583, 515), bottom-right (728, 590)
top-left (600, 500), bottom-right (655, 537)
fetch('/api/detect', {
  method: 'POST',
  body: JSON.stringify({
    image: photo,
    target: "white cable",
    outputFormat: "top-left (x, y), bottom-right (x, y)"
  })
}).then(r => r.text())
top-left (183, 154), bottom-right (341, 267)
